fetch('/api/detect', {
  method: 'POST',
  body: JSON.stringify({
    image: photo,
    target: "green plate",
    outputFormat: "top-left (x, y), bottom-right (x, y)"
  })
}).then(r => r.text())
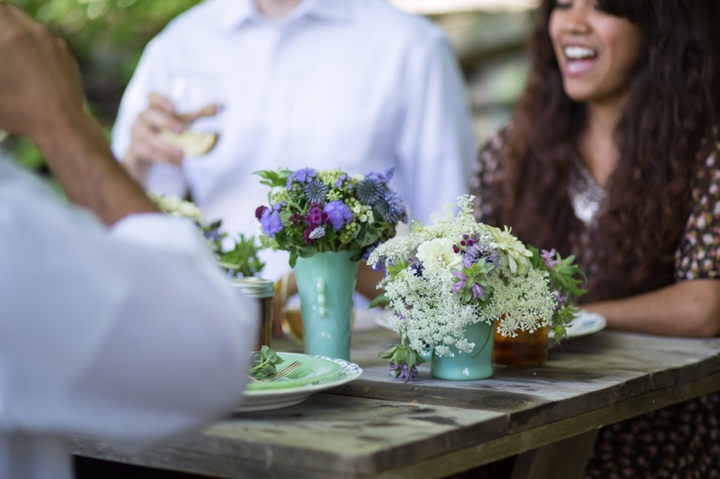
top-left (246, 352), bottom-right (342, 391)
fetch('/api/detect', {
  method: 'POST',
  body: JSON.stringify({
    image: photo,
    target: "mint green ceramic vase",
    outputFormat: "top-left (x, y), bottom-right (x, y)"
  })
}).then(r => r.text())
top-left (294, 250), bottom-right (359, 360)
top-left (420, 320), bottom-right (495, 380)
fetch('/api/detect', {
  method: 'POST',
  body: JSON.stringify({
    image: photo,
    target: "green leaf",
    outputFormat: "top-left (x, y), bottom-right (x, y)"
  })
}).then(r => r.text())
top-left (368, 294), bottom-right (390, 309)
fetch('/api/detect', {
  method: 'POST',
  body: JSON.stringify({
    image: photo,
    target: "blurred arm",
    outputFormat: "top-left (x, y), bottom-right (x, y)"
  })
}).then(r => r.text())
top-left (583, 279), bottom-right (720, 337)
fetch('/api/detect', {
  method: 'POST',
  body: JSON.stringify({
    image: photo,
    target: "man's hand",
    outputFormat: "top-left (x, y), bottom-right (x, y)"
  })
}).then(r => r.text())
top-left (0, 3), bottom-right (159, 224)
top-left (122, 94), bottom-right (220, 184)
top-left (0, 4), bottom-right (86, 142)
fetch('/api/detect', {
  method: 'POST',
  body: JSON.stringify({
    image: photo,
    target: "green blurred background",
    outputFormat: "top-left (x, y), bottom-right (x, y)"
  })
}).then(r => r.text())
top-left (5, 0), bottom-right (535, 172)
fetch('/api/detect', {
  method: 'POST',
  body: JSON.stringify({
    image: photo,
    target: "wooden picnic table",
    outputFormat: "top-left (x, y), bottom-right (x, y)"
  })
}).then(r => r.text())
top-left (73, 325), bottom-right (720, 479)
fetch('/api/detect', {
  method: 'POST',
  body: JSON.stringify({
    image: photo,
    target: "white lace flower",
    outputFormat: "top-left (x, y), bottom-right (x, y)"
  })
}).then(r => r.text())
top-left (416, 238), bottom-right (462, 269)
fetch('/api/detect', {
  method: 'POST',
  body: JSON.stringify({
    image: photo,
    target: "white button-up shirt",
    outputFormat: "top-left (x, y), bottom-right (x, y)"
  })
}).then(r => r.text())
top-left (113, 0), bottom-right (475, 279)
top-left (0, 155), bottom-right (257, 479)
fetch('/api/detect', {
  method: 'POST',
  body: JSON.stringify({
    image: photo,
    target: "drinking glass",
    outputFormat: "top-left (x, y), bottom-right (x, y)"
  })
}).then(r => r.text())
top-left (161, 73), bottom-right (223, 158)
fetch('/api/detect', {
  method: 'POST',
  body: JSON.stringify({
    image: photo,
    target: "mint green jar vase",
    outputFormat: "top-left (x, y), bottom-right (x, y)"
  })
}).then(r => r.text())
top-left (294, 250), bottom-right (359, 360)
top-left (420, 320), bottom-right (496, 380)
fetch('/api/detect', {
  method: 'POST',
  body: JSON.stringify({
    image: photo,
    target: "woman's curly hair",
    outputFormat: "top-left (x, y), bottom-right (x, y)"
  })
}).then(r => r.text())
top-left (495, 0), bottom-right (720, 301)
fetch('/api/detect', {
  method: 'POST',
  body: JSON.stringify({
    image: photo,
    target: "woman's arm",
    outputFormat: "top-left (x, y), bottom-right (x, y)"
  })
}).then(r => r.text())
top-left (582, 279), bottom-right (720, 337)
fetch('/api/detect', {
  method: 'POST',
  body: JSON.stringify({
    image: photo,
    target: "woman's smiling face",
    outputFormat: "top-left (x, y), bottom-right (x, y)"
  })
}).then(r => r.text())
top-left (549, 0), bottom-right (642, 105)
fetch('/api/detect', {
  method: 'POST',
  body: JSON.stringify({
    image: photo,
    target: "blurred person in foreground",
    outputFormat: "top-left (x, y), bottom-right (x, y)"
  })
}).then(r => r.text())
top-left (461, 0), bottom-right (720, 477)
top-left (112, 0), bottom-right (476, 281)
top-left (0, 4), bottom-right (257, 479)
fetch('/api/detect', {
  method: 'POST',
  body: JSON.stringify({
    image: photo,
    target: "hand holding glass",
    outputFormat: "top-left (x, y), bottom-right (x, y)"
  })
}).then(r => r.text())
top-left (159, 74), bottom-right (222, 158)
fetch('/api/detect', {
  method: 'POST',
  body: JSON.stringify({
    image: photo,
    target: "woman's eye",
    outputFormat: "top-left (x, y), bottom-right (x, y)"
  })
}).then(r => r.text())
top-left (554, 1), bottom-right (572, 9)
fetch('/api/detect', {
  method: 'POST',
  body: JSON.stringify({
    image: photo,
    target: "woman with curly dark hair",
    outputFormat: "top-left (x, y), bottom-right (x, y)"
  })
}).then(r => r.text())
top-left (468, 0), bottom-right (720, 476)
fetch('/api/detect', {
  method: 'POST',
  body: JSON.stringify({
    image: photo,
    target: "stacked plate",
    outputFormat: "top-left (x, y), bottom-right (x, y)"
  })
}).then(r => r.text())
top-left (239, 353), bottom-right (362, 412)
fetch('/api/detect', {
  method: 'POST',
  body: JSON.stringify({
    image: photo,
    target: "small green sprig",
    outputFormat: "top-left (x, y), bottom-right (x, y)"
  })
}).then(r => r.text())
top-left (249, 346), bottom-right (285, 379)
top-left (217, 234), bottom-right (266, 278)
top-left (452, 259), bottom-right (495, 304)
top-left (379, 336), bottom-right (425, 382)
top-left (529, 246), bottom-right (588, 342)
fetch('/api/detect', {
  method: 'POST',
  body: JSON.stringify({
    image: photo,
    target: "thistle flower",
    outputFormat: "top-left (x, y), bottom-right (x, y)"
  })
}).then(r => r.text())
top-left (356, 177), bottom-right (384, 205)
top-left (464, 241), bottom-right (500, 269)
top-left (304, 179), bottom-right (329, 203)
top-left (376, 190), bottom-right (407, 223)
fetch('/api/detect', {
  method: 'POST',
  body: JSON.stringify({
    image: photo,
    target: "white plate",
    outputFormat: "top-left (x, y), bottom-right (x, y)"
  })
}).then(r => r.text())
top-left (374, 310), bottom-right (606, 340)
top-left (548, 310), bottom-right (606, 340)
top-left (236, 356), bottom-right (362, 412)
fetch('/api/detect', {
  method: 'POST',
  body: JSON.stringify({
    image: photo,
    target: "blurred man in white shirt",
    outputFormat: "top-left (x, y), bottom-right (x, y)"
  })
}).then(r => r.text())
top-left (0, 5), bottom-right (257, 479)
top-left (113, 0), bottom-right (476, 280)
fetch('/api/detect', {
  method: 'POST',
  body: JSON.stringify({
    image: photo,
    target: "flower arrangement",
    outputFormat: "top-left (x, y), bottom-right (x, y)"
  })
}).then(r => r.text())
top-left (254, 167), bottom-right (407, 266)
top-left (368, 196), bottom-right (586, 380)
top-left (151, 193), bottom-right (265, 277)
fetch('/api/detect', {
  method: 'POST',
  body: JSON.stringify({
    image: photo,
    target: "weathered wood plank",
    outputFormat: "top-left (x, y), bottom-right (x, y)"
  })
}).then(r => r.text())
top-left (371, 372), bottom-right (720, 479)
top-left (549, 331), bottom-right (720, 389)
top-left (74, 394), bottom-right (506, 479)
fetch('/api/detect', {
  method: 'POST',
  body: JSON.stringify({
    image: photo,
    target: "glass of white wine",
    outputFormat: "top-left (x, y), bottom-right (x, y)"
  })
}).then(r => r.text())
top-left (160, 73), bottom-right (222, 158)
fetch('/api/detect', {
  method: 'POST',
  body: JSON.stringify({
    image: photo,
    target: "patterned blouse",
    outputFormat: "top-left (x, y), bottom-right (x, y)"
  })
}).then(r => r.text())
top-left (470, 129), bottom-right (720, 287)
top-left (458, 129), bottom-right (720, 479)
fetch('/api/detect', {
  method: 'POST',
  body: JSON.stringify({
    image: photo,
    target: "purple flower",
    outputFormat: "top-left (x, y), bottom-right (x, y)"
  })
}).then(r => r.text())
top-left (365, 167), bottom-right (395, 184)
top-left (260, 209), bottom-right (284, 237)
top-left (471, 283), bottom-right (483, 299)
top-left (389, 362), bottom-right (418, 380)
top-left (555, 289), bottom-right (569, 305)
top-left (305, 203), bottom-right (331, 229)
top-left (286, 168), bottom-right (317, 189)
top-left (541, 248), bottom-right (561, 271)
top-left (255, 205), bottom-right (268, 220)
top-left (324, 201), bottom-right (354, 231)
top-left (409, 260), bottom-right (424, 277)
top-left (452, 271), bottom-right (467, 293)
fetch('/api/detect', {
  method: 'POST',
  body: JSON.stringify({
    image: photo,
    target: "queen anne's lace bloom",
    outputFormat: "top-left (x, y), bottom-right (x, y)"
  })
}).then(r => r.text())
top-left (370, 195), bottom-right (559, 357)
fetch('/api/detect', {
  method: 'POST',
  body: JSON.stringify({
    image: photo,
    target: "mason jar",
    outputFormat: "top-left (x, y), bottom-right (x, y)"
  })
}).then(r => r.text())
top-left (230, 277), bottom-right (274, 351)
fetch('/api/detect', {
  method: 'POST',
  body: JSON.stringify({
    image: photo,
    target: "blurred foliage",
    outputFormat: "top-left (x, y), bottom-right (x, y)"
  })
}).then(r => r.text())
top-left (10, 0), bottom-right (201, 91)
top-left (6, 0), bottom-right (202, 172)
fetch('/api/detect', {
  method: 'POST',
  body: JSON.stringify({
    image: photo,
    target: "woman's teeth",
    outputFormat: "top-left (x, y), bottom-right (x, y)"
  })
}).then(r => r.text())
top-left (564, 46), bottom-right (597, 59)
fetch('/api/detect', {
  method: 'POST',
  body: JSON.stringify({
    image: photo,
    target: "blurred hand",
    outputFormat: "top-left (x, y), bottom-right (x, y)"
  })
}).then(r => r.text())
top-left (0, 4), bottom-right (85, 141)
top-left (122, 94), bottom-right (220, 183)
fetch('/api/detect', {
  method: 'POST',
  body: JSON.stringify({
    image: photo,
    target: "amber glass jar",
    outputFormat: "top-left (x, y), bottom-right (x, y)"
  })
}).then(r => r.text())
top-left (492, 326), bottom-right (549, 367)
top-left (230, 277), bottom-right (274, 351)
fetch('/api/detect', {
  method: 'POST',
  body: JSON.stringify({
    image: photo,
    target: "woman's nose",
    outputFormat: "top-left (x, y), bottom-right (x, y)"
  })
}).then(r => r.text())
top-left (562, 4), bottom-right (591, 34)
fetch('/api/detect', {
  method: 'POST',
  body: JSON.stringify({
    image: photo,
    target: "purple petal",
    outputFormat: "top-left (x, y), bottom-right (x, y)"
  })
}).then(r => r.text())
top-left (453, 271), bottom-right (468, 281)
top-left (472, 283), bottom-right (483, 299)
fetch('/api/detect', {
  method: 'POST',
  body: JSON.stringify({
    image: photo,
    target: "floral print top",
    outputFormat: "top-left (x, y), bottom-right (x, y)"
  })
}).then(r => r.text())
top-left (470, 129), bottom-right (720, 285)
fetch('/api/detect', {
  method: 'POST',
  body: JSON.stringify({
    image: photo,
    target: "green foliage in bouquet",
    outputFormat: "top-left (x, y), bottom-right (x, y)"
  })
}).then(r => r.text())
top-left (255, 167), bottom-right (407, 267)
top-left (151, 194), bottom-right (265, 277)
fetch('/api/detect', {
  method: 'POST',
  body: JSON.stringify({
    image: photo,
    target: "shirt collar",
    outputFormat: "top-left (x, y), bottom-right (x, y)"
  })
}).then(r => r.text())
top-left (220, 0), bottom-right (351, 31)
